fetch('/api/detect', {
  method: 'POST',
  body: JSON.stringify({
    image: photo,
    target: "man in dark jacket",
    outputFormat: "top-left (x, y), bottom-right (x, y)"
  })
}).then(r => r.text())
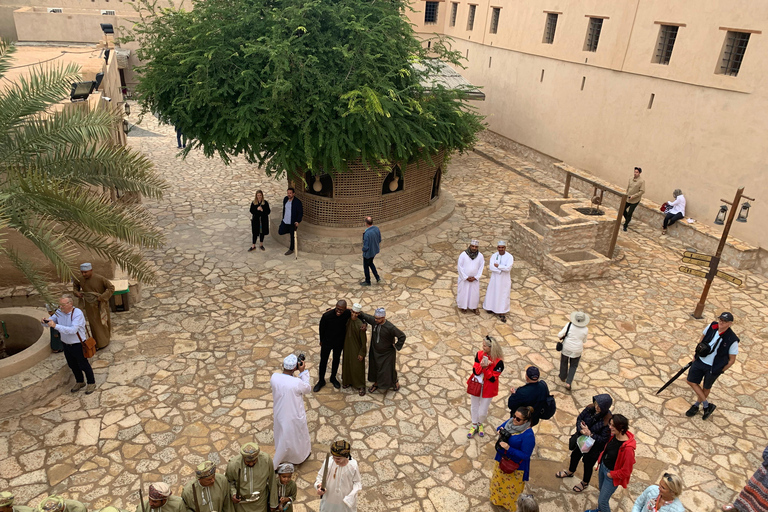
top-left (685, 311), bottom-right (740, 420)
top-left (507, 366), bottom-right (550, 426)
top-left (314, 300), bottom-right (351, 392)
top-left (360, 216), bottom-right (381, 286)
top-left (278, 187), bottom-right (303, 256)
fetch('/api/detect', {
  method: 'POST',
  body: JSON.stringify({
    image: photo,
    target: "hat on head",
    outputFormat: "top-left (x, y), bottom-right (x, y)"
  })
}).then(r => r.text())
top-left (352, 303), bottom-right (362, 313)
top-left (0, 492), bottom-right (14, 507)
top-left (470, 239), bottom-right (479, 246)
top-left (240, 442), bottom-right (260, 462)
top-left (283, 354), bottom-right (298, 370)
top-left (79, 262), bottom-right (93, 271)
top-left (39, 496), bottom-right (65, 512)
top-left (100, 507), bottom-right (120, 512)
top-left (148, 482), bottom-right (171, 500)
top-left (570, 311), bottom-right (590, 327)
top-left (374, 308), bottom-right (386, 318)
top-left (330, 440), bottom-right (351, 458)
top-left (276, 463), bottom-right (295, 474)
top-left (526, 366), bottom-right (540, 381)
top-left (497, 240), bottom-right (506, 247)
top-left (196, 461), bottom-right (216, 479)
top-left (718, 312), bottom-right (734, 322)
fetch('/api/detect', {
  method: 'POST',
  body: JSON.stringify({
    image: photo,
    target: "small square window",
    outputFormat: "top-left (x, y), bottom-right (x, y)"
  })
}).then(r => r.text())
top-left (717, 31), bottom-right (750, 77)
top-left (424, 1), bottom-right (439, 25)
top-left (584, 17), bottom-right (603, 52)
top-left (489, 7), bottom-right (500, 34)
top-left (543, 13), bottom-right (558, 44)
top-left (653, 25), bottom-right (678, 65)
top-left (467, 5), bottom-right (476, 31)
top-left (450, 2), bottom-right (458, 27)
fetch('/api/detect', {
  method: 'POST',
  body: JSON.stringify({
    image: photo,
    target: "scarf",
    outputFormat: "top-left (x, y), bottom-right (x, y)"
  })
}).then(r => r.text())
top-left (465, 247), bottom-right (479, 260)
top-left (504, 420), bottom-right (531, 436)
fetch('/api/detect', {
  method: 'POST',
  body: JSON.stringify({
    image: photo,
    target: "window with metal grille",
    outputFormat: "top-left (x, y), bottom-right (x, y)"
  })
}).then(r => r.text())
top-left (718, 31), bottom-right (750, 77)
top-left (489, 7), bottom-right (500, 34)
top-left (450, 2), bottom-right (458, 27)
top-left (47, 7), bottom-right (63, 13)
top-left (653, 25), bottom-right (678, 64)
top-left (543, 13), bottom-right (558, 44)
top-left (467, 5), bottom-right (476, 31)
top-left (584, 18), bottom-right (603, 52)
top-left (424, 1), bottom-right (439, 24)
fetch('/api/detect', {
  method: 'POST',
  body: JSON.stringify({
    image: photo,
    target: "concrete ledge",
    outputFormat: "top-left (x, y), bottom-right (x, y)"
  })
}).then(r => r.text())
top-left (0, 307), bottom-right (50, 378)
top-left (269, 192), bottom-right (455, 255)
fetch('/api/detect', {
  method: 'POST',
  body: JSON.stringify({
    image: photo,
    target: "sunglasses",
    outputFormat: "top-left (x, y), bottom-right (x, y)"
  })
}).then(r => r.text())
top-left (662, 472), bottom-right (674, 482)
top-left (513, 415), bottom-right (525, 422)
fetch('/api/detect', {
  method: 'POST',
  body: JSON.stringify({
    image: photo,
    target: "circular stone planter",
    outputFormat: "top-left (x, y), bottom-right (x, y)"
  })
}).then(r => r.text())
top-left (0, 307), bottom-right (72, 419)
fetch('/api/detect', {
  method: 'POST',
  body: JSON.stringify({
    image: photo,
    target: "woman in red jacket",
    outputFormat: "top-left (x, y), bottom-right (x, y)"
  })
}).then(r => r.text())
top-left (467, 335), bottom-right (505, 438)
top-left (586, 414), bottom-right (636, 512)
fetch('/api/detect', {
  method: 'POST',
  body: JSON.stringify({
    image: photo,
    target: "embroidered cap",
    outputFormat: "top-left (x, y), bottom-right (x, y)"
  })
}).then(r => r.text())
top-left (79, 262), bottom-right (93, 271)
top-left (352, 303), bottom-right (362, 313)
top-left (470, 239), bottom-right (479, 246)
top-left (374, 308), bottom-right (386, 318)
top-left (276, 463), bottom-right (295, 474)
top-left (0, 492), bottom-right (14, 507)
top-left (330, 440), bottom-right (351, 457)
top-left (38, 496), bottom-right (65, 512)
top-left (497, 240), bottom-right (506, 247)
top-left (283, 354), bottom-right (298, 370)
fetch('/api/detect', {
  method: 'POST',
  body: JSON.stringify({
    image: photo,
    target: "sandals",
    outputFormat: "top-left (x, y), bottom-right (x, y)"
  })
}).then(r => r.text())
top-left (358, 388), bottom-right (366, 396)
top-left (248, 247), bottom-right (256, 252)
top-left (473, 309), bottom-right (480, 316)
top-left (499, 314), bottom-right (507, 323)
top-left (556, 470), bottom-right (574, 479)
top-left (342, 384), bottom-right (350, 389)
top-left (573, 481), bottom-right (588, 493)
top-left (392, 382), bottom-right (401, 392)
top-left (368, 384), bottom-right (378, 393)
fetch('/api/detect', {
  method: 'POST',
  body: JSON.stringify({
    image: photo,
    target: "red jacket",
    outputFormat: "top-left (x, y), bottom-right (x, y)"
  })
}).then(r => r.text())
top-left (597, 431), bottom-right (636, 488)
top-left (467, 350), bottom-right (504, 398)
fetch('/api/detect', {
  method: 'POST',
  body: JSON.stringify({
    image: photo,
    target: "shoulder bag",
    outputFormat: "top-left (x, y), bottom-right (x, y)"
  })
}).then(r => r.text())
top-left (556, 322), bottom-right (571, 352)
top-left (467, 375), bottom-right (482, 397)
top-left (498, 456), bottom-right (520, 474)
top-left (695, 323), bottom-right (722, 359)
top-left (73, 311), bottom-right (97, 358)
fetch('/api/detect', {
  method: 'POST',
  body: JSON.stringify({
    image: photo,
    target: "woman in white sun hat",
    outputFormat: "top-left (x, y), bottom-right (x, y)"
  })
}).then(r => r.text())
top-left (557, 311), bottom-right (590, 390)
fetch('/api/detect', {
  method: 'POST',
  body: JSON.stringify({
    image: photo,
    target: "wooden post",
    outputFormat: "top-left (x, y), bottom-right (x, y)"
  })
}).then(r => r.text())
top-left (692, 187), bottom-right (744, 318)
top-left (563, 172), bottom-right (572, 198)
top-left (607, 194), bottom-right (627, 258)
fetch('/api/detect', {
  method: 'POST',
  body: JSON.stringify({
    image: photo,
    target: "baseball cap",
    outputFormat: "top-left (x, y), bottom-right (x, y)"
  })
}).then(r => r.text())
top-left (526, 366), bottom-right (540, 380)
top-left (718, 312), bottom-right (734, 322)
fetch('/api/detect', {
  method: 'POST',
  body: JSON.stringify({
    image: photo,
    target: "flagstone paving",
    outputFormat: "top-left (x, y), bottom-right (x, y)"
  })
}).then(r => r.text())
top-left (2, 113), bottom-right (768, 512)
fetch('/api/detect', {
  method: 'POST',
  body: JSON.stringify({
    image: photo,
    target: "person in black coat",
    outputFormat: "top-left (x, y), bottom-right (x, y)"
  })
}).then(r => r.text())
top-left (249, 190), bottom-right (270, 252)
top-left (278, 187), bottom-right (304, 255)
top-left (314, 300), bottom-right (351, 392)
top-left (507, 366), bottom-right (550, 426)
top-left (555, 393), bottom-right (613, 492)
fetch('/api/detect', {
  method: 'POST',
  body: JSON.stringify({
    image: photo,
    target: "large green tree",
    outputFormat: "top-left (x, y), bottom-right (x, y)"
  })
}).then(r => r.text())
top-left (129, 0), bottom-right (484, 176)
top-left (0, 39), bottom-right (167, 307)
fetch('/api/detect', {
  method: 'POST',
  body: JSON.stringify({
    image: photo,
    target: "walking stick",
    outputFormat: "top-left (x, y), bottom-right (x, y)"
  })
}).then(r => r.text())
top-left (320, 453), bottom-right (330, 494)
top-left (293, 228), bottom-right (298, 260)
top-left (236, 468), bottom-right (241, 500)
top-left (192, 483), bottom-right (201, 512)
top-left (139, 485), bottom-right (146, 512)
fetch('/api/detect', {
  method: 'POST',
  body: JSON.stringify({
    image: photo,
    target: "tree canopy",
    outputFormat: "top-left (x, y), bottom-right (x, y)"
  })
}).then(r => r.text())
top-left (0, 39), bottom-right (166, 303)
top-left (130, 0), bottom-right (485, 177)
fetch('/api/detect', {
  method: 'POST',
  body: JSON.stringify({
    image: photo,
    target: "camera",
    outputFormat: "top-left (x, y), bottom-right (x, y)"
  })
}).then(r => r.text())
top-left (297, 353), bottom-right (305, 363)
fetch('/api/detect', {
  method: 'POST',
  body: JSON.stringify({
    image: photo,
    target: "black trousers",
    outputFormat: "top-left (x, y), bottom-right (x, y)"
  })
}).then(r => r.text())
top-left (622, 202), bottom-right (639, 228)
top-left (363, 256), bottom-right (380, 283)
top-left (278, 222), bottom-right (296, 250)
top-left (63, 342), bottom-right (95, 384)
top-left (663, 212), bottom-right (684, 228)
top-left (318, 343), bottom-right (343, 382)
top-left (569, 444), bottom-right (601, 484)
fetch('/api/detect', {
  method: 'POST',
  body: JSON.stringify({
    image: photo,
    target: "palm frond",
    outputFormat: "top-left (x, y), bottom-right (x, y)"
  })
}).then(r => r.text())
top-left (0, 245), bottom-right (60, 305)
top-left (64, 229), bottom-right (158, 283)
top-left (0, 38), bottom-right (16, 77)
top-left (8, 213), bottom-right (78, 280)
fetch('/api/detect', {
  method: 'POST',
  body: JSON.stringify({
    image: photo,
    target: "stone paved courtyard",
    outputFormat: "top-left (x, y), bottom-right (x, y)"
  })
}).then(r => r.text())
top-left (2, 113), bottom-right (768, 512)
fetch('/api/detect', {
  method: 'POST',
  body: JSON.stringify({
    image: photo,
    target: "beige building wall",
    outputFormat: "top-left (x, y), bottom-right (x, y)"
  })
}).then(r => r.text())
top-left (410, 0), bottom-right (768, 250)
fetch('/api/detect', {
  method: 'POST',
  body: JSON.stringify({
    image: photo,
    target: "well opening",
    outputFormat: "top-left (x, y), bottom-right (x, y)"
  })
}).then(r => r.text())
top-left (552, 251), bottom-right (599, 263)
top-left (0, 313), bottom-right (44, 358)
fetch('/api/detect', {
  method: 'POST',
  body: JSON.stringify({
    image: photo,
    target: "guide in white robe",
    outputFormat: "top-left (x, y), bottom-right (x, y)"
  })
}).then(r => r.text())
top-left (456, 243), bottom-right (485, 310)
top-left (270, 362), bottom-right (312, 470)
top-left (314, 458), bottom-right (362, 512)
top-left (482, 244), bottom-right (514, 315)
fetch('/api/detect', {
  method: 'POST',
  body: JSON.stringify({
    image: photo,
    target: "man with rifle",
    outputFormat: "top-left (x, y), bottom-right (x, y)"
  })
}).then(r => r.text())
top-left (226, 442), bottom-right (278, 512)
top-left (182, 461), bottom-right (232, 512)
top-left (135, 483), bottom-right (185, 512)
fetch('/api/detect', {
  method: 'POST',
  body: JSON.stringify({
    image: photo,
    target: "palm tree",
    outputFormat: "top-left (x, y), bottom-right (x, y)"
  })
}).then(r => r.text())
top-left (0, 38), bottom-right (167, 307)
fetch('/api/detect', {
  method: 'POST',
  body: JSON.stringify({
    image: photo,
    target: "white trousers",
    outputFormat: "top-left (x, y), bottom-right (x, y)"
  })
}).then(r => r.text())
top-left (470, 395), bottom-right (492, 425)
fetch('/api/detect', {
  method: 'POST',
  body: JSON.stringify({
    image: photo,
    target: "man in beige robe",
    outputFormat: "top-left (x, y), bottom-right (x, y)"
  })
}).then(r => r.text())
top-left (73, 262), bottom-right (114, 349)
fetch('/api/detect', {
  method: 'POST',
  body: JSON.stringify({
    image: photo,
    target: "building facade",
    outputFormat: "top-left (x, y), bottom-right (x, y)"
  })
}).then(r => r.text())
top-left (407, 0), bottom-right (768, 250)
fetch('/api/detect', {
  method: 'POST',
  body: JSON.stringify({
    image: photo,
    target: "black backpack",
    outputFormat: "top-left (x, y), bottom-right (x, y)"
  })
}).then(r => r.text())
top-left (537, 394), bottom-right (557, 420)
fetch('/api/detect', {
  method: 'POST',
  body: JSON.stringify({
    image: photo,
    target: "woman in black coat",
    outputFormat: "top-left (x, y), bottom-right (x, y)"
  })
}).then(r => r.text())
top-left (249, 190), bottom-right (270, 251)
top-left (555, 393), bottom-right (613, 492)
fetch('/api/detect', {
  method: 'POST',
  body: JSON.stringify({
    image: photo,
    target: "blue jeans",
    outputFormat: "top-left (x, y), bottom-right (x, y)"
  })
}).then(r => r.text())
top-left (597, 463), bottom-right (618, 512)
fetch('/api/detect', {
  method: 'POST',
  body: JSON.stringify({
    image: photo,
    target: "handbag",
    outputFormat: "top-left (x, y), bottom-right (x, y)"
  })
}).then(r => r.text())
top-left (660, 203), bottom-right (668, 212)
top-left (556, 322), bottom-right (572, 352)
top-left (72, 311), bottom-right (97, 358)
top-left (467, 375), bottom-right (482, 397)
top-left (695, 325), bottom-right (722, 359)
top-left (498, 456), bottom-right (520, 474)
